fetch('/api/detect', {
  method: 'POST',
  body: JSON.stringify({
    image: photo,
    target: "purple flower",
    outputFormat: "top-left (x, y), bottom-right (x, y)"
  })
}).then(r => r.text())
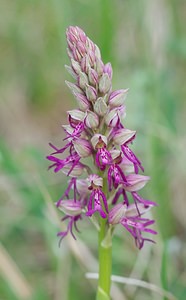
top-left (47, 150), bottom-right (82, 175)
top-left (109, 203), bottom-right (157, 249)
top-left (86, 175), bottom-right (108, 218)
top-left (108, 164), bottom-right (128, 191)
top-left (91, 135), bottom-right (112, 170)
top-left (86, 189), bottom-right (108, 218)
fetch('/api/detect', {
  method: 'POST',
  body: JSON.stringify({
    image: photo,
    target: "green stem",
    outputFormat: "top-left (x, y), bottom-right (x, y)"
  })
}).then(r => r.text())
top-left (96, 217), bottom-right (112, 300)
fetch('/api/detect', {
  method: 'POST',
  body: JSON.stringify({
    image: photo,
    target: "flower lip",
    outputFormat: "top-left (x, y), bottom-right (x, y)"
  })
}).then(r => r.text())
top-left (86, 188), bottom-right (108, 218)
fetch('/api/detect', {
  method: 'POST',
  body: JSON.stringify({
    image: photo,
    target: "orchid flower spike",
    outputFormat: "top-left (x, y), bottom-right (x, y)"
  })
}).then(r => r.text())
top-left (47, 26), bottom-right (157, 249)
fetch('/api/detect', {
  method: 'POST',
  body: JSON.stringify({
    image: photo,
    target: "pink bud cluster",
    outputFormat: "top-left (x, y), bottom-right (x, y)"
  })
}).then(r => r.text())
top-left (47, 26), bottom-right (157, 249)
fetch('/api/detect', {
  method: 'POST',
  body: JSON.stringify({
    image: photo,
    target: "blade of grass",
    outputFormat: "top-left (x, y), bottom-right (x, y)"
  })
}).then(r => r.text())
top-left (161, 241), bottom-right (168, 300)
top-left (86, 273), bottom-right (177, 300)
top-left (0, 243), bottom-right (32, 300)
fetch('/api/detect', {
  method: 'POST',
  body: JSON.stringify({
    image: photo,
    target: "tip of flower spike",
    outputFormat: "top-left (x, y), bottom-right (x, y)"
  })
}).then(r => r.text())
top-left (66, 26), bottom-right (86, 38)
top-left (66, 26), bottom-right (87, 55)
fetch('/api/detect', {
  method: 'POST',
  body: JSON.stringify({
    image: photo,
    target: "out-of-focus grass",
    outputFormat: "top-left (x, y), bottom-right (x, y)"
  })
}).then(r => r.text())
top-left (0, 0), bottom-right (186, 299)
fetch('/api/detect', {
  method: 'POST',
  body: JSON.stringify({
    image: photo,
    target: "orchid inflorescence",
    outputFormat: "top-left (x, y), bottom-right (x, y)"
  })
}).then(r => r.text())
top-left (47, 26), bottom-right (157, 249)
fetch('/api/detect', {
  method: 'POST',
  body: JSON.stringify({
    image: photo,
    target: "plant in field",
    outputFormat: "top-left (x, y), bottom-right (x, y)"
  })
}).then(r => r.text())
top-left (47, 26), bottom-right (157, 300)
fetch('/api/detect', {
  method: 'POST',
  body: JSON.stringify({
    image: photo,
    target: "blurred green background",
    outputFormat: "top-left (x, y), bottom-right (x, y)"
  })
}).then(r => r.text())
top-left (0, 0), bottom-right (186, 299)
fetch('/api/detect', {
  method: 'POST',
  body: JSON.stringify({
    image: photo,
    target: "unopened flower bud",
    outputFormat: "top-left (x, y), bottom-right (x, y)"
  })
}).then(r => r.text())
top-left (67, 47), bottom-right (73, 59)
top-left (65, 65), bottom-right (77, 79)
top-left (57, 200), bottom-right (82, 216)
top-left (91, 134), bottom-right (107, 149)
top-left (67, 39), bottom-right (74, 51)
top-left (95, 44), bottom-right (101, 60)
top-left (85, 84), bottom-right (97, 101)
top-left (73, 93), bottom-right (90, 111)
top-left (65, 81), bottom-right (83, 95)
top-left (95, 57), bottom-right (104, 76)
top-left (109, 203), bottom-right (127, 224)
top-left (105, 106), bottom-right (126, 127)
top-left (94, 97), bottom-right (108, 116)
top-left (84, 111), bottom-right (99, 128)
top-left (73, 138), bottom-right (92, 157)
top-left (103, 62), bottom-right (113, 79)
top-left (81, 55), bottom-right (90, 73)
top-left (77, 27), bottom-right (87, 43)
top-left (99, 73), bottom-right (112, 94)
top-left (78, 72), bottom-right (89, 89)
top-left (66, 26), bottom-right (78, 43)
top-left (86, 38), bottom-right (96, 52)
top-left (72, 48), bottom-right (82, 62)
top-left (87, 50), bottom-right (96, 67)
top-left (124, 174), bottom-right (150, 192)
top-left (71, 58), bottom-right (82, 74)
top-left (76, 41), bottom-right (86, 56)
top-left (88, 68), bottom-right (99, 86)
top-left (113, 128), bottom-right (136, 145)
top-left (109, 89), bottom-right (129, 108)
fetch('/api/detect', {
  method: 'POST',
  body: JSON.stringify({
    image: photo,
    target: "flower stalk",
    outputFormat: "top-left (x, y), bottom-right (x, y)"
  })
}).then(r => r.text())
top-left (96, 177), bottom-right (112, 300)
top-left (47, 26), bottom-right (157, 299)
top-left (97, 217), bottom-right (112, 300)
